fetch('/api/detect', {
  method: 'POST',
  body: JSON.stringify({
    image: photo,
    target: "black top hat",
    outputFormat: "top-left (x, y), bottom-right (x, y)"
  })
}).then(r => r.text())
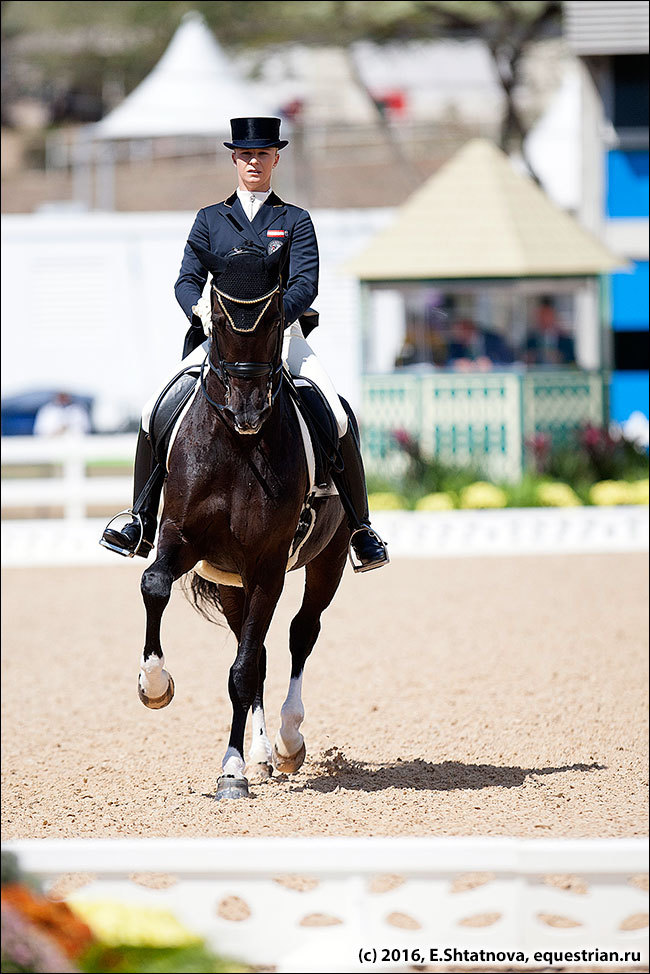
top-left (224, 117), bottom-right (288, 150)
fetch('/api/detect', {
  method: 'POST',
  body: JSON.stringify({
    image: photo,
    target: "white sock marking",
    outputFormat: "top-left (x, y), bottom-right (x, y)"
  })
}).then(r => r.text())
top-left (248, 705), bottom-right (273, 765)
top-left (276, 674), bottom-right (305, 757)
top-left (139, 653), bottom-right (170, 698)
top-left (222, 746), bottom-right (246, 779)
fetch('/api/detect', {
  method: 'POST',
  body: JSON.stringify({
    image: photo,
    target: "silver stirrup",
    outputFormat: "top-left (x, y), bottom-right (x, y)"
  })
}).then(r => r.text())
top-left (99, 509), bottom-right (144, 558)
top-left (348, 527), bottom-right (390, 573)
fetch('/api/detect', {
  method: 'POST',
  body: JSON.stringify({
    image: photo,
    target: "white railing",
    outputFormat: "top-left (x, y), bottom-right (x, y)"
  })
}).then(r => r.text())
top-left (1, 434), bottom-right (136, 519)
top-left (1, 435), bottom-right (648, 564)
top-left (4, 837), bottom-right (648, 972)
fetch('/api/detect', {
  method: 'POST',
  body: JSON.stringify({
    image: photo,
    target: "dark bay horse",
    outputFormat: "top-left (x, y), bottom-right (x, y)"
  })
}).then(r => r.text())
top-left (137, 244), bottom-right (350, 799)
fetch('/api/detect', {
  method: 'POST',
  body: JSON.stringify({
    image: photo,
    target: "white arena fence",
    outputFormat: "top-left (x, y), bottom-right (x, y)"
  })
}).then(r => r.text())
top-left (1, 434), bottom-right (649, 564)
top-left (1, 433), bottom-right (136, 520)
top-left (4, 837), bottom-right (648, 972)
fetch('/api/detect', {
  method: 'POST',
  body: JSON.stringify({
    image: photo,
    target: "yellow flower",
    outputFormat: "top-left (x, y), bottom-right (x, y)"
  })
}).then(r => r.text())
top-left (629, 479), bottom-right (649, 505)
top-left (589, 480), bottom-right (635, 506)
top-left (536, 482), bottom-right (582, 507)
top-left (459, 482), bottom-right (507, 509)
top-left (415, 492), bottom-right (455, 511)
top-left (368, 492), bottom-right (406, 510)
top-left (68, 900), bottom-right (201, 948)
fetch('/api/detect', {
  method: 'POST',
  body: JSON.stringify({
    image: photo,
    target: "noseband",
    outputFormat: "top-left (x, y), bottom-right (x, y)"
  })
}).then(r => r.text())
top-left (200, 282), bottom-right (284, 414)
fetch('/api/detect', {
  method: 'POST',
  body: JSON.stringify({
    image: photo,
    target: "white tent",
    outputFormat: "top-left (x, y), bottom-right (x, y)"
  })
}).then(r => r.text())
top-left (72, 11), bottom-right (286, 208)
top-left (93, 11), bottom-right (279, 141)
top-left (523, 62), bottom-right (582, 213)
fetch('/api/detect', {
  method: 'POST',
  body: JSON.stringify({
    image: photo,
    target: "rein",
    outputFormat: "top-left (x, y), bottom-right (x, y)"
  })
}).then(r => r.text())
top-left (200, 281), bottom-right (285, 415)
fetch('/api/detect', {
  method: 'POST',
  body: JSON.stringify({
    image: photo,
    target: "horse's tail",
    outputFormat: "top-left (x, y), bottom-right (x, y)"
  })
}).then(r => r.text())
top-left (182, 573), bottom-right (225, 625)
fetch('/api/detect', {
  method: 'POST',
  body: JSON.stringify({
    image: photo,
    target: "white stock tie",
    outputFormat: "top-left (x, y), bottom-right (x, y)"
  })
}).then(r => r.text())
top-left (249, 194), bottom-right (256, 221)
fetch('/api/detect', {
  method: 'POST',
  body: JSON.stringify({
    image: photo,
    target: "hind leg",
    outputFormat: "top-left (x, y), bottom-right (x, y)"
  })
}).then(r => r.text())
top-left (274, 520), bottom-right (349, 772)
top-left (139, 526), bottom-right (196, 709)
top-left (219, 586), bottom-right (273, 782)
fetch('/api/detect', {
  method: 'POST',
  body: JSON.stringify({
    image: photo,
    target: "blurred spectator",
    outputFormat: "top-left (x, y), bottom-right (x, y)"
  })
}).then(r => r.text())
top-left (33, 392), bottom-right (91, 437)
top-left (447, 317), bottom-right (514, 370)
top-left (524, 297), bottom-right (575, 366)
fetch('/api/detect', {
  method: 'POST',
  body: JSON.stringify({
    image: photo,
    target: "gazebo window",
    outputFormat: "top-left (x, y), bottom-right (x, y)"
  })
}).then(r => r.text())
top-left (367, 280), bottom-right (585, 374)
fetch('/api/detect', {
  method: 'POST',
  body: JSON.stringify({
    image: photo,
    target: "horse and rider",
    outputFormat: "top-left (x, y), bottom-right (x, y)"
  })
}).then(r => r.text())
top-left (99, 118), bottom-right (388, 797)
top-left (101, 116), bottom-right (388, 575)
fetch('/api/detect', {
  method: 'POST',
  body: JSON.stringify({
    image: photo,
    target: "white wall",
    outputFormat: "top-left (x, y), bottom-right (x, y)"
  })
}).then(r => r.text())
top-left (1, 207), bottom-right (393, 426)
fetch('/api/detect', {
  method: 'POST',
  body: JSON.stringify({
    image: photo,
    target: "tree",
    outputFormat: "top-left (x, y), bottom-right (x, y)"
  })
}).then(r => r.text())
top-left (2, 0), bottom-right (561, 179)
top-left (238, 0), bottom-right (562, 180)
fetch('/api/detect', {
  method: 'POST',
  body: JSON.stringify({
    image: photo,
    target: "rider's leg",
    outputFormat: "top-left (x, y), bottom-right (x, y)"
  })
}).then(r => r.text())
top-left (100, 343), bottom-right (206, 558)
top-left (283, 324), bottom-right (388, 572)
top-left (334, 399), bottom-right (389, 571)
top-left (100, 423), bottom-right (163, 557)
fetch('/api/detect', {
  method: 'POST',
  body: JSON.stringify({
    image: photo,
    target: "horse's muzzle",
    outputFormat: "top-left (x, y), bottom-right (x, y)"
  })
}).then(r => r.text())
top-left (227, 404), bottom-right (272, 435)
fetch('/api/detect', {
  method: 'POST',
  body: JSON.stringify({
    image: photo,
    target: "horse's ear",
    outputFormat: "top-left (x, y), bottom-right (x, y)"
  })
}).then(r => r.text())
top-left (264, 243), bottom-right (285, 276)
top-left (189, 240), bottom-right (228, 276)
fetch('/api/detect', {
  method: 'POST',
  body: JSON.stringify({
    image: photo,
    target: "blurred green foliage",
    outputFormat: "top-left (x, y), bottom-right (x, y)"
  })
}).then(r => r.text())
top-left (79, 943), bottom-right (248, 973)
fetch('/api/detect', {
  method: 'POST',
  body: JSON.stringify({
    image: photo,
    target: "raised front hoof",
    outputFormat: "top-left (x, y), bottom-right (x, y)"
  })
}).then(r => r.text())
top-left (245, 761), bottom-right (273, 783)
top-left (272, 740), bottom-right (306, 774)
top-left (216, 774), bottom-right (250, 800)
top-left (138, 673), bottom-right (175, 710)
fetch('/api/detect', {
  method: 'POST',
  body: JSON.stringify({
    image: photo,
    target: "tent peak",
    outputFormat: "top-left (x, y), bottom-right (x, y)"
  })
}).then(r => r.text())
top-left (91, 10), bottom-right (279, 141)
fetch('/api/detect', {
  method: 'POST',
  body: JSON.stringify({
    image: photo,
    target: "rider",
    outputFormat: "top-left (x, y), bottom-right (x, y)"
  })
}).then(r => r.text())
top-left (101, 116), bottom-right (388, 572)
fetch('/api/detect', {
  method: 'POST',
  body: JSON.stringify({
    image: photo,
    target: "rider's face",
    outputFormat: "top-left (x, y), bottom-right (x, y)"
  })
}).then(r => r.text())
top-left (232, 147), bottom-right (279, 192)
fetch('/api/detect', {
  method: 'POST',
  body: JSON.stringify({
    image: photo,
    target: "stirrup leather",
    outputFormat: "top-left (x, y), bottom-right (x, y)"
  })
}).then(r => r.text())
top-left (99, 509), bottom-right (145, 558)
top-left (348, 526), bottom-right (389, 574)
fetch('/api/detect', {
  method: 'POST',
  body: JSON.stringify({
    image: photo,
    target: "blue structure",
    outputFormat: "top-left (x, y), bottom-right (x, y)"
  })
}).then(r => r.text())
top-left (565, 2), bottom-right (649, 429)
top-left (607, 62), bottom-right (649, 424)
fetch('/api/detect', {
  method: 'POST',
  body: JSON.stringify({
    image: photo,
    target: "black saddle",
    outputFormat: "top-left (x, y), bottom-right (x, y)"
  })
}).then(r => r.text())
top-left (285, 374), bottom-right (344, 490)
top-left (148, 365), bottom-right (201, 464)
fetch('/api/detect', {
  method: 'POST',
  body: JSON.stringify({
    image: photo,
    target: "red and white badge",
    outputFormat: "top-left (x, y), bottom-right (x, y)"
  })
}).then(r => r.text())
top-left (267, 229), bottom-right (286, 237)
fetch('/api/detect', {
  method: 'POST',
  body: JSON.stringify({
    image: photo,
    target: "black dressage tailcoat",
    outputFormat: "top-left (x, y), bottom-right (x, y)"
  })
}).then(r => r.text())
top-left (175, 191), bottom-right (319, 357)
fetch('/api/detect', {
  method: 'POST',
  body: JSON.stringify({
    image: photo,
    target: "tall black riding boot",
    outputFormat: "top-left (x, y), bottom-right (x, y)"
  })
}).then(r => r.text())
top-left (332, 419), bottom-right (389, 573)
top-left (100, 425), bottom-right (165, 558)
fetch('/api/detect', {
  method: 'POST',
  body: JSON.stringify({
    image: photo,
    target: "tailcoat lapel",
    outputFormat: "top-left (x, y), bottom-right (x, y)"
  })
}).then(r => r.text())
top-left (252, 191), bottom-right (288, 239)
top-left (218, 192), bottom-right (249, 240)
top-left (217, 190), bottom-right (288, 247)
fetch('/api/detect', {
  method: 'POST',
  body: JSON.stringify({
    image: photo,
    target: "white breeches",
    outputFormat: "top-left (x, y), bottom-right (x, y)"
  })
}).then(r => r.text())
top-left (142, 322), bottom-right (349, 437)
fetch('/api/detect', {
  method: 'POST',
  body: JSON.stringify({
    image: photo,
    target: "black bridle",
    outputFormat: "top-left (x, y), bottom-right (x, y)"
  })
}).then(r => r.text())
top-left (200, 280), bottom-right (285, 415)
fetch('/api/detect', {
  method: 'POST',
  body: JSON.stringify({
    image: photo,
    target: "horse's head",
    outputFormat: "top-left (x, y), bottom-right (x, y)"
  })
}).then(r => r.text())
top-left (189, 241), bottom-right (285, 434)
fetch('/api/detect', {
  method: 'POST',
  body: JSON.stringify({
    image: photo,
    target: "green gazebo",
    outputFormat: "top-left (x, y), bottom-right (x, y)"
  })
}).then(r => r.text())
top-left (347, 139), bottom-right (622, 481)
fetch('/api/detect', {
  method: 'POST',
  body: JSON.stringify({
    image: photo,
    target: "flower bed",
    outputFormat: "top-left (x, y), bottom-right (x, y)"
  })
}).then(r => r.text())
top-left (368, 427), bottom-right (649, 511)
top-left (0, 853), bottom-right (246, 974)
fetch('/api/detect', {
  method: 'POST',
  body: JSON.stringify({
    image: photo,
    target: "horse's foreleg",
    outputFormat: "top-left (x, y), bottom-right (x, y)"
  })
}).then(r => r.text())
top-left (275, 520), bottom-right (349, 773)
top-left (218, 585), bottom-right (273, 782)
top-left (247, 646), bottom-right (274, 780)
top-left (139, 533), bottom-right (195, 709)
top-left (219, 572), bottom-right (285, 798)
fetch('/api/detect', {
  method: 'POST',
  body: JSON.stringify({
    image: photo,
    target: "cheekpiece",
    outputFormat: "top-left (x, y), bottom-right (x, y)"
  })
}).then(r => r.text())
top-left (224, 117), bottom-right (289, 150)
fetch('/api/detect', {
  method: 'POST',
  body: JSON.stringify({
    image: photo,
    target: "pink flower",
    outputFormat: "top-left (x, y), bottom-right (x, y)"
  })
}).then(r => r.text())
top-left (392, 429), bottom-right (413, 448)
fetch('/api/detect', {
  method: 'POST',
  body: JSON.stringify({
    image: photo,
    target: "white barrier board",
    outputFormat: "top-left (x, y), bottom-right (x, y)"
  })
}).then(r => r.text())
top-left (4, 837), bottom-right (648, 972)
top-left (1, 507), bottom-right (648, 567)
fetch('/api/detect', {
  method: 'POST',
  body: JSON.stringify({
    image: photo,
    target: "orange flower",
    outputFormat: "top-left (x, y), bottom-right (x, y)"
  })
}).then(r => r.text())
top-left (1, 884), bottom-right (95, 959)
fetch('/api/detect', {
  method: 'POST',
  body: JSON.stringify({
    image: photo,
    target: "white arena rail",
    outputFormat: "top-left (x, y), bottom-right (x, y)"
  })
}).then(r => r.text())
top-left (1, 434), bottom-right (648, 563)
top-left (1, 434), bottom-right (136, 519)
top-left (4, 837), bottom-right (648, 972)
